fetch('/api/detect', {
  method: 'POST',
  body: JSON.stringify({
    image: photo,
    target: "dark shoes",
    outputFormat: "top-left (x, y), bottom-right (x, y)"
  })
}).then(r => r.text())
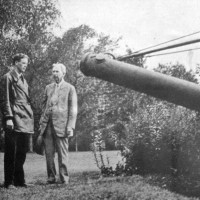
top-left (57, 181), bottom-right (69, 185)
top-left (46, 176), bottom-right (56, 184)
top-left (4, 184), bottom-right (17, 189)
top-left (47, 179), bottom-right (56, 184)
top-left (46, 179), bottom-right (69, 185)
top-left (4, 183), bottom-right (34, 189)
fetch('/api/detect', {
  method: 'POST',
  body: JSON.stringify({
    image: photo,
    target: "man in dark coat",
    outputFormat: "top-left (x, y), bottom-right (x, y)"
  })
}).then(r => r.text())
top-left (0, 53), bottom-right (34, 189)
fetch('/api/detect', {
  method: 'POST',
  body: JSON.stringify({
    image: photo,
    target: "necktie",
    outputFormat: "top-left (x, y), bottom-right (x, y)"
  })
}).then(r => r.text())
top-left (20, 75), bottom-right (24, 83)
top-left (50, 84), bottom-right (59, 105)
top-left (54, 84), bottom-right (59, 95)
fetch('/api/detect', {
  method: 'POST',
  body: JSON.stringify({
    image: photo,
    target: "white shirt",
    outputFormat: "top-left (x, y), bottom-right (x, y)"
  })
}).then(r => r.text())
top-left (56, 78), bottom-right (64, 89)
top-left (50, 79), bottom-right (64, 106)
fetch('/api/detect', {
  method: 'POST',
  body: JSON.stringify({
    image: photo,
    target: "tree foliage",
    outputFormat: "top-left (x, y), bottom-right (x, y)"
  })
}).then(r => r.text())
top-left (0, 0), bottom-right (61, 148)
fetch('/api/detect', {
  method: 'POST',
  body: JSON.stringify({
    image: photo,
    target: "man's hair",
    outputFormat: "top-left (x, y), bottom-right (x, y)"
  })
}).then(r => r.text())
top-left (52, 63), bottom-right (66, 74)
top-left (12, 53), bottom-right (29, 65)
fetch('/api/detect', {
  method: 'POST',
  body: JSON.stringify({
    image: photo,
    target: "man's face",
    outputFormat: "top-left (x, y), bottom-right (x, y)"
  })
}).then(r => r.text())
top-left (52, 66), bottom-right (64, 83)
top-left (15, 58), bottom-right (28, 74)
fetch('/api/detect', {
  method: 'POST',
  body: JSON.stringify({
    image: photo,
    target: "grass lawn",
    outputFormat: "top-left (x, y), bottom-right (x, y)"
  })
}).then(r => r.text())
top-left (0, 151), bottom-right (199, 200)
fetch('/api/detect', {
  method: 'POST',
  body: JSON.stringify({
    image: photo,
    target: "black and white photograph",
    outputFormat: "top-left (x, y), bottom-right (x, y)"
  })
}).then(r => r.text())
top-left (1, 0), bottom-right (200, 199)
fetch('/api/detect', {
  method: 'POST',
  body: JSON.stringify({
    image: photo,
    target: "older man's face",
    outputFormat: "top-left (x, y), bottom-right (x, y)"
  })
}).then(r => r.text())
top-left (52, 66), bottom-right (64, 83)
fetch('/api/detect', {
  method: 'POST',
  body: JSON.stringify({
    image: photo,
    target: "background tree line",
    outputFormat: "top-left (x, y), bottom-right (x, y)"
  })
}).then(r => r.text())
top-left (1, 1), bottom-right (200, 194)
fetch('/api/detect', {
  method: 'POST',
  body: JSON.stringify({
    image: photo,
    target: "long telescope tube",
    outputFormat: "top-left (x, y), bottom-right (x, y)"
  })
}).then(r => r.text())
top-left (118, 38), bottom-right (200, 60)
top-left (80, 53), bottom-right (200, 111)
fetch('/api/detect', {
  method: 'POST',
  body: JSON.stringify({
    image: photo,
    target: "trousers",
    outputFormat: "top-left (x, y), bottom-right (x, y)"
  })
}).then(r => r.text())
top-left (4, 130), bottom-right (29, 186)
top-left (43, 118), bottom-right (69, 183)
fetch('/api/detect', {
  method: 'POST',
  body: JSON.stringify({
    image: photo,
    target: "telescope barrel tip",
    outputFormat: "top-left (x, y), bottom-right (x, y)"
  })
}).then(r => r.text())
top-left (80, 53), bottom-right (93, 75)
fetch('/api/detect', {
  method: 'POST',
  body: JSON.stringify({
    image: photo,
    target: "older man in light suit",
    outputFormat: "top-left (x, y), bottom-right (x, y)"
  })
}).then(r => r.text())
top-left (37, 63), bottom-right (77, 185)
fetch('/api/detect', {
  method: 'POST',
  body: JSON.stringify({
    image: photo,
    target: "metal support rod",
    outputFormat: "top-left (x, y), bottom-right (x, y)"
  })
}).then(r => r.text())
top-left (118, 38), bottom-right (200, 60)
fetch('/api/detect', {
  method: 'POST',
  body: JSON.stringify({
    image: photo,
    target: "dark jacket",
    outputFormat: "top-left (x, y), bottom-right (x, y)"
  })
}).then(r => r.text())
top-left (0, 69), bottom-right (34, 133)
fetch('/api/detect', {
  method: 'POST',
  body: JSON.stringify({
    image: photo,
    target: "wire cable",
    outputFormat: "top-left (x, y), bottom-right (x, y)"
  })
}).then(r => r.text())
top-left (144, 47), bottom-right (200, 58)
top-left (135, 31), bottom-right (200, 53)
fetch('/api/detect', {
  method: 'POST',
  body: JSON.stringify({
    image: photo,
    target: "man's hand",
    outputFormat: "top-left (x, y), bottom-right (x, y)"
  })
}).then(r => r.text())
top-left (36, 135), bottom-right (43, 146)
top-left (6, 119), bottom-right (14, 130)
top-left (67, 127), bottom-right (73, 138)
top-left (35, 135), bottom-right (44, 155)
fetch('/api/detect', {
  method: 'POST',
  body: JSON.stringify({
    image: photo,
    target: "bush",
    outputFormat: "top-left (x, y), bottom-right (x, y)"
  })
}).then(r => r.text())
top-left (120, 99), bottom-right (200, 196)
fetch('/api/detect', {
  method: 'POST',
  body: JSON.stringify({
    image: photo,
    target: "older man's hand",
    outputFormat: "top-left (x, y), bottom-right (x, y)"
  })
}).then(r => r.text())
top-left (36, 135), bottom-right (43, 146)
top-left (35, 135), bottom-right (44, 155)
top-left (6, 119), bottom-right (14, 131)
top-left (67, 127), bottom-right (73, 138)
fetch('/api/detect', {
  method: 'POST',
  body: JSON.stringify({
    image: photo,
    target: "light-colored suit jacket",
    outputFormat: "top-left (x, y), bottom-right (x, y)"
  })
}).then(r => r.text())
top-left (39, 80), bottom-right (78, 137)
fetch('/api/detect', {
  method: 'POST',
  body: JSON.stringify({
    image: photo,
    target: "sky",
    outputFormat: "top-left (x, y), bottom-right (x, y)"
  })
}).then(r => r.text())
top-left (57, 0), bottom-right (200, 70)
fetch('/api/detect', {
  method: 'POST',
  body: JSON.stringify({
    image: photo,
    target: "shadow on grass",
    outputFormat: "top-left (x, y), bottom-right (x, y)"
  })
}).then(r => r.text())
top-left (145, 174), bottom-right (200, 198)
top-left (0, 172), bottom-right (198, 200)
top-left (30, 171), bottom-right (101, 187)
